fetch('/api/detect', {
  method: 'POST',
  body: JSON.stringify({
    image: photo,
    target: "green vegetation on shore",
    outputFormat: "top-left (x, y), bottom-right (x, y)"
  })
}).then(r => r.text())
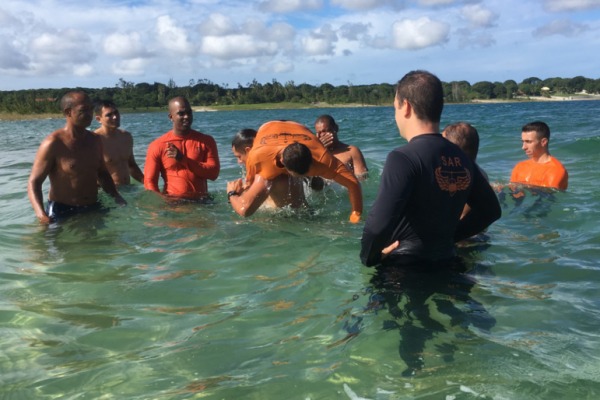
top-left (1, 75), bottom-right (599, 119)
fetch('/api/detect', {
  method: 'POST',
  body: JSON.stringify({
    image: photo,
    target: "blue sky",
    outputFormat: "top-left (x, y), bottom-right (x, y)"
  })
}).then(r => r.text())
top-left (1, 0), bottom-right (599, 90)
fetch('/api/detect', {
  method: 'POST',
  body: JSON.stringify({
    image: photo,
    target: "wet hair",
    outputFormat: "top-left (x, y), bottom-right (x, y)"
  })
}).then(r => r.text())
top-left (60, 90), bottom-right (88, 113)
top-left (232, 128), bottom-right (257, 152)
top-left (395, 70), bottom-right (444, 123)
top-left (522, 121), bottom-right (550, 141)
top-left (443, 122), bottom-right (480, 161)
top-left (315, 114), bottom-right (338, 133)
top-left (94, 100), bottom-right (118, 116)
top-left (282, 142), bottom-right (312, 175)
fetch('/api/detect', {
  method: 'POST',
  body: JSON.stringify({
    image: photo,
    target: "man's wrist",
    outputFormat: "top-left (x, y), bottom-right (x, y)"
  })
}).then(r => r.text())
top-left (227, 190), bottom-right (239, 202)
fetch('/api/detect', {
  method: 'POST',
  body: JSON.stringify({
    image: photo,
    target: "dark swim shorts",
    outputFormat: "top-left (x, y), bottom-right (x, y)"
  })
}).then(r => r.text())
top-left (46, 201), bottom-right (101, 220)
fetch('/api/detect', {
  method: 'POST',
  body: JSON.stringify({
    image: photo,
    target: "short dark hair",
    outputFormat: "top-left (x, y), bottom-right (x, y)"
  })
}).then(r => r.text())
top-left (232, 128), bottom-right (257, 151)
top-left (522, 121), bottom-right (550, 141)
top-left (60, 90), bottom-right (88, 113)
top-left (443, 122), bottom-right (480, 161)
top-left (315, 114), bottom-right (338, 133)
top-left (395, 70), bottom-right (444, 123)
top-left (94, 100), bottom-right (118, 116)
top-left (282, 142), bottom-right (312, 175)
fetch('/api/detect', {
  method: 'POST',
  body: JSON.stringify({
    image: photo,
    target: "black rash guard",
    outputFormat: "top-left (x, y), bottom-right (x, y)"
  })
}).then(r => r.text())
top-left (360, 134), bottom-right (501, 267)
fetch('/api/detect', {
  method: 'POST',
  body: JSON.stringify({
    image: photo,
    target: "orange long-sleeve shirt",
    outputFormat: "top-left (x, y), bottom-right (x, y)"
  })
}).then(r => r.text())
top-left (245, 121), bottom-right (362, 217)
top-left (144, 129), bottom-right (220, 199)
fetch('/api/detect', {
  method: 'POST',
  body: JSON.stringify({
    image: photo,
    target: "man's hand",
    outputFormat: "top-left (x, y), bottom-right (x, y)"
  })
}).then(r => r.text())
top-left (227, 178), bottom-right (244, 194)
top-left (165, 142), bottom-right (182, 161)
top-left (317, 131), bottom-right (334, 149)
top-left (381, 240), bottom-right (399, 260)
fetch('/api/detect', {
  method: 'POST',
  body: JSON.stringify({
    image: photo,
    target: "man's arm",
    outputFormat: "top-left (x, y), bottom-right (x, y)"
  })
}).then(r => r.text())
top-left (27, 137), bottom-right (54, 224)
top-left (318, 152), bottom-right (363, 223)
top-left (96, 139), bottom-right (126, 205)
top-left (360, 151), bottom-right (411, 266)
top-left (128, 152), bottom-right (144, 183)
top-left (143, 142), bottom-right (161, 193)
top-left (349, 146), bottom-right (368, 180)
top-left (455, 168), bottom-right (501, 242)
top-left (227, 176), bottom-right (270, 217)
top-left (181, 136), bottom-right (220, 181)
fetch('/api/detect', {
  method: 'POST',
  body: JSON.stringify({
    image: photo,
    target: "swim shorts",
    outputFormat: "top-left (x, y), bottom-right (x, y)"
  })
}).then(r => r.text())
top-left (46, 201), bottom-right (101, 220)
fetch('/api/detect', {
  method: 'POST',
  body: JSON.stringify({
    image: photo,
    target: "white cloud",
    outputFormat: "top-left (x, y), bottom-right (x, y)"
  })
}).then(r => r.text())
top-left (418, 0), bottom-right (457, 6)
top-left (156, 15), bottom-right (193, 55)
top-left (103, 32), bottom-right (150, 58)
top-left (533, 19), bottom-right (589, 37)
top-left (201, 34), bottom-right (278, 59)
top-left (0, 38), bottom-right (29, 69)
top-left (461, 4), bottom-right (498, 28)
top-left (339, 22), bottom-right (372, 40)
top-left (112, 58), bottom-right (148, 76)
top-left (199, 13), bottom-right (237, 36)
top-left (391, 17), bottom-right (450, 50)
top-left (302, 24), bottom-right (338, 55)
top-left (273, 61), bottom-right (294, 73)
top-left (544, 0), bottom-right (600, 12)
top-left (29, 29), bottom-right (96, 72)
top-left (259, 0), bottom-right (323, 13)
top-left (331, 0), bottom-right (394, 10)
top-left (73, 63), bottom-right (94, 77)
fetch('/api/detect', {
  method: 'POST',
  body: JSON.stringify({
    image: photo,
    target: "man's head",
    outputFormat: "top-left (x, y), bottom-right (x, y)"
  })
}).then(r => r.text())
top-left (168, 96), bottom-right (193, 134)
top-left (315, 115), bottom-right (339, 144)
top-left (521, 121), bottom-right (550, 161)
top-left (282, 142), bottom-right (312, 176)
top-left (395, 70), bottom-right (444, 124)
top-left (61, 91), bottom-right (93, 128)
top-left (442, 122), bottom-right (480, 161)
top-left (94, 100), bottom-right (121, 130)
top-left (231, 128), bottom-right (257, 165)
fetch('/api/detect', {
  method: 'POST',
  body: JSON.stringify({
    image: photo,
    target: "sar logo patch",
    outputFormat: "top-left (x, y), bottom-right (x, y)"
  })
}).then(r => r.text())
top-left (435, 167), bottom-right (471, 196)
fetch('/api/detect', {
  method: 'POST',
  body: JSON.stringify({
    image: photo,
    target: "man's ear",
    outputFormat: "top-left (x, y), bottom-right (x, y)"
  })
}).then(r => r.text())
top-left (244, 146), bottom-right (252, 154)
top-left (403, 99), bottom-right (412, 118)
top-left (541, 137), bottom-right (549, 147)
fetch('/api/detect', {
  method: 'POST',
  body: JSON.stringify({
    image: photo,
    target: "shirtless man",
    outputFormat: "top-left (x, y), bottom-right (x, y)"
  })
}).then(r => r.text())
top-left (28, 91), bottom-right (126, 224)
top-left (315, 114), bottom-right (368, 180)
top-left (226, 120), bottom-right (362, 223)
top-left (231, 128), bottom-right (306, 209)
top-left (94, 100), bottom-right (144, 185)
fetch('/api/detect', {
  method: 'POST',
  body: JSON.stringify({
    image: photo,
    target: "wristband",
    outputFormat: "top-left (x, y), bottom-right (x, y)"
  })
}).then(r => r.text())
top-left (227, 190), bottom-right (239, 202)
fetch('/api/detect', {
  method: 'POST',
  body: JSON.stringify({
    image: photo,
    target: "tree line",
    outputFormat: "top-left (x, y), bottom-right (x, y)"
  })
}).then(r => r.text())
top-left (1, 75), bottom-right (599, 115)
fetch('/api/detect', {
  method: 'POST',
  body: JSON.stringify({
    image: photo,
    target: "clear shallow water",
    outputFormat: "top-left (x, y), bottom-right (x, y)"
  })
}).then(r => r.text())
top-left (1, 102), bottom-right (599, 399)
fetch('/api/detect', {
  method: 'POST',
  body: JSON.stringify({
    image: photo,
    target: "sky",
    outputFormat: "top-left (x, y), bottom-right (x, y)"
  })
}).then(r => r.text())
top-left (1, 0), bottom-right (600, 90)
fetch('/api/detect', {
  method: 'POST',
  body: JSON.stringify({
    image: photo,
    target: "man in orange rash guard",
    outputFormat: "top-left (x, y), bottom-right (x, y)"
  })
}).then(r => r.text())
top-left (510, 121), bottom-right (568, 191)
top-left (144, 96), bottom-right (220, 199)
top-left (226, 120), bottom-right (363, 223)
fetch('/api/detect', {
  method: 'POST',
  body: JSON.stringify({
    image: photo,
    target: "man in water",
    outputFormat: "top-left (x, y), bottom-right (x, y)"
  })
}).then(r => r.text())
top-left (94, 100), bottom-right (144, 186)
top-left (510, 121), bottom-right (568, 190)
top-left (144, 96), bottom-right (220, 200)
top-left (360, 70), bottom-right (501, 267)
top-left (28, 91), bottom-right (126, 224)
top-left (442, 122), bottom-right (488, 221)
top-left (315, 114), bottom-right (368, 180)
top-left (226, 120), bottom-right (362, 222)
top-left (230, 128), bottom-right (306, 209)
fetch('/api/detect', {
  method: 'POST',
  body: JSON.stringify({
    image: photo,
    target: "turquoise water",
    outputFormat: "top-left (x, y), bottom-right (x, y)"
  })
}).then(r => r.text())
top-left (1, 101), bottom-right (600, 399)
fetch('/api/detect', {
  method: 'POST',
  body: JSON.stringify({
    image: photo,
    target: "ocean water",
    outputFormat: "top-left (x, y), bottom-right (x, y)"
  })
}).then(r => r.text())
top-left (1, 101), bottom-right (599, 399)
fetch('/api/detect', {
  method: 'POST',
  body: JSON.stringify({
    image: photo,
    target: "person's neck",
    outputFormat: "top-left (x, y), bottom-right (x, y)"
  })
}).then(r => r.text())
top-left (96, 126), bottom-right (118, 136)
top-left (533, 153), bottom-right (552, 163)
top-left (65, 123), bottom-right (89, 137)
top-left (403, 121), bottom-right (440, 142)
top-left (173, 128), bottom-right (190, 136)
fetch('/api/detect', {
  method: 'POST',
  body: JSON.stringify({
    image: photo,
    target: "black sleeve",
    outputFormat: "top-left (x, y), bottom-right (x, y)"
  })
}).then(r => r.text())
top-left (360, 151), bottom-right (413, 266)
top-left (454, 166), bottom-right (502, 242)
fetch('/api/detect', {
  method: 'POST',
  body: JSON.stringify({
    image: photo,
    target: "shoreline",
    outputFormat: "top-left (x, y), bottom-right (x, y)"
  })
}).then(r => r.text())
top-left (2, 96), bottom-right (599, 121)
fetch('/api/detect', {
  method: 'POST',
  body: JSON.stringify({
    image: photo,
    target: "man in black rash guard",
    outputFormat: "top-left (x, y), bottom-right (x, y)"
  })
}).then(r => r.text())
top-left (360, 70), bottom-right (501, 267)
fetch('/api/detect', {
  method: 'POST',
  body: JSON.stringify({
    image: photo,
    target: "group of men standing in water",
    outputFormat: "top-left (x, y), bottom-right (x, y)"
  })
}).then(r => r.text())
top-left (27, 70), bottom-right (567, 268)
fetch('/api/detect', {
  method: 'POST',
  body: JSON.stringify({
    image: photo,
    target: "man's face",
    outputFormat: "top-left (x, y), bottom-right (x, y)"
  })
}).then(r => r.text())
top-left (68, 94), bottom-right (94, 128)
top-left (232, 146), bottom-right (248, 165)
top-left (169, 100), bottom-right (193, 132)
top-left (521, 130), bottom-right (547, 160)
top-left (97, 106), bottom-right (120, 129)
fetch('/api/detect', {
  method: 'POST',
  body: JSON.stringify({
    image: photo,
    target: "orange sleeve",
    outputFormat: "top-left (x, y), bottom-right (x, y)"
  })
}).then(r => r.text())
top-left (143, 140), bottom-right (162, 193)
top-left (182, 134), bottom-right (220, 181)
